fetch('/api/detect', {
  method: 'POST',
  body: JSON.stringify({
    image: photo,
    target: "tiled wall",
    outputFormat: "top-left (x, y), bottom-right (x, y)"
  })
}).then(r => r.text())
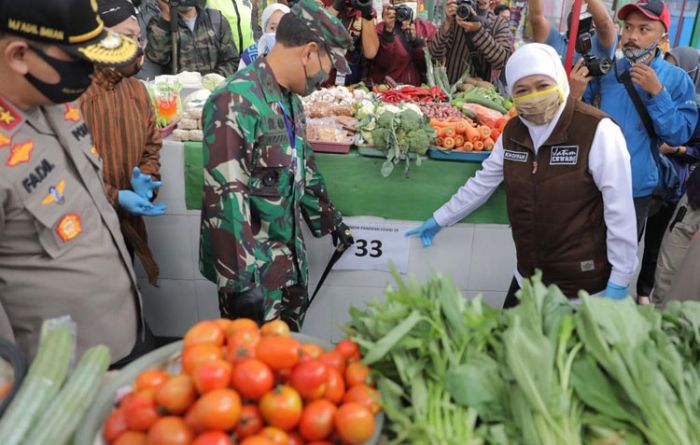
top-left (135, 142), bottom-right (518, 339)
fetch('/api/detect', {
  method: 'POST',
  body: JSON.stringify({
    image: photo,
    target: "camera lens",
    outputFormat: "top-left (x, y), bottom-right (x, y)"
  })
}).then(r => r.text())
top-left (395, 5), bottom-right (412, 22)
top-left (456, 4), bottom-right (472, 19)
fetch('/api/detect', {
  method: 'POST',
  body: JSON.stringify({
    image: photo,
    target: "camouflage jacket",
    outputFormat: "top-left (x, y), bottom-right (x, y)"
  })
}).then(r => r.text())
top-left (199, 58), bottom-right (343, 293)
top-left (146, 7), bottom-right (239, 77)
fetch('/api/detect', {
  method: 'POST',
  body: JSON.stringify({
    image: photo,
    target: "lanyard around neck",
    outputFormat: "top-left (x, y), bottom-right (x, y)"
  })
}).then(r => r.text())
top-left (278, 100), bottom-right (298, 173)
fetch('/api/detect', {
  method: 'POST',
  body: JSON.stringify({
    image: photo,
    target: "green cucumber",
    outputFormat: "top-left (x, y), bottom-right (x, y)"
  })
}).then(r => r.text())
top-left (23, 345), bottom-right (110, 445)
top-left (463, 96), bottom-right (508, 114)
top-left (0, 324), bottom-right (73, 445)
top-left (460, 106), bottom-right (477, 120)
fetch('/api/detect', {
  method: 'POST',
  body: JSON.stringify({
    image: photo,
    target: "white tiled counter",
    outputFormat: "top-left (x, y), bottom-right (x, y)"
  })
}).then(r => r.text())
top-left (136, 141), bottom-right (517, 340)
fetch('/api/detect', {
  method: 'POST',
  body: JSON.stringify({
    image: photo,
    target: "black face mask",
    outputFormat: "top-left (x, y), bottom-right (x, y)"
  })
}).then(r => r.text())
top-left (25, 45), bottom-right (94, 104)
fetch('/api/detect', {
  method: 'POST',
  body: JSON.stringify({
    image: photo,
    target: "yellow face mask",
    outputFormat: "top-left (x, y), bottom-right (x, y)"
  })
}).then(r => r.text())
top-left (513, 86), bottom-right (564, 125)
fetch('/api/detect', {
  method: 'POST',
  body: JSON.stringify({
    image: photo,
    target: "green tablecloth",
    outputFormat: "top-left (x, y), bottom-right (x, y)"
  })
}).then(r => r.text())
top-left (183, 142), bottom-right (508, 224)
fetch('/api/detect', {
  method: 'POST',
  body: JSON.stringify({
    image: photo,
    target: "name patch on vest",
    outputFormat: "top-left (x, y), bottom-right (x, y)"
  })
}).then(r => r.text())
top-left (580, 260), bottom-right (595, 272)
top-left (504, 150), bottom-right (528, 163)
top-left (71, 123), bottom-right (89, 141)
top-left (550, 146), bottom-right (579, 165)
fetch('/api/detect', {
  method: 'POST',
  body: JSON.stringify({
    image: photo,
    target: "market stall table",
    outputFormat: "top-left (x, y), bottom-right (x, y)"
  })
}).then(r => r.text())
top-left (182, 142), bottom-right (508, 224)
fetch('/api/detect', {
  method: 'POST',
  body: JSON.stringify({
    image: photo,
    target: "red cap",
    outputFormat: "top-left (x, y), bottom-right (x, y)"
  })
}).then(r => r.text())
top-left (618, 0), bottom-right (671, 31)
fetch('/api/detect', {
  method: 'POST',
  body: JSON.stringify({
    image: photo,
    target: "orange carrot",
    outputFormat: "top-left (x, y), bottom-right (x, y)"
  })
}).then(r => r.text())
top-left (463, 124), bottom-right (480, 143)
top-left (483, 137), bottom-right (495, 150)
top-left (455, 121), bottom-right (469, 134)
top-left (443, 136), bottom-right (456, 149)
top-left (464, 141), bottom-right (474, 151)
top-left (430, 118), bottom-right (449, 127)
top-left (435, 137), bottom-right (444, 147)
top-left (478, 126), bottom-right (491, 138)
top-left (474, 141), bottom-right (484, 151)
top-left (454, 135), bottom-right (465, 147)
top-left (443, 126), bottom-right (456, 138)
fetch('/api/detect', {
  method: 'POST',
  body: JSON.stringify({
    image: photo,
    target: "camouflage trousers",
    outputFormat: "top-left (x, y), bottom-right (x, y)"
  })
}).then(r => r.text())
top-left (218, 285), bottom-right (308, 332)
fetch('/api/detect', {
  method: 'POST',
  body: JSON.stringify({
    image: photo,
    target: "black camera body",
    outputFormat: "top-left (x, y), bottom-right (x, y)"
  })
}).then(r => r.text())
top-left (394, 5), bottom-right (414, 23)
top-left (456, 0), bottom-right (477, 21)
top-left (349, 0), bottom-right (373, 10)
top-left (574, 13), bottom-right (611, 77)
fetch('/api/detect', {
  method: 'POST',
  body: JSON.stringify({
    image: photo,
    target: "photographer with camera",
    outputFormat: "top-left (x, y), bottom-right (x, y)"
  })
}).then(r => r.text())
top-left (528, 0), bottom-right (616, 66)
top-left (146, 0), bottom-right (239, 76)
top-left (327, 0), bottom-right (379, 85)
top-left (428, 0), bottom-right (512, 84)
top-left (573, 0), bottom-right (698, 303)
top-left (368, 2), bottom-right (436, 86)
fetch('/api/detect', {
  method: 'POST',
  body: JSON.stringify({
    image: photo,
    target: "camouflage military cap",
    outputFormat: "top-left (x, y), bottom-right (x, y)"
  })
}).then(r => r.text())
top-left (291, 0), bottom-right (353, 75)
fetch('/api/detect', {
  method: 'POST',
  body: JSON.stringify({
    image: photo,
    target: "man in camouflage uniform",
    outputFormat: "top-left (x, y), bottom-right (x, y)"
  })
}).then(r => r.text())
top-left (199, 0), bottom-right (354, 331)
top-left (146, 0), bottom-right (239, 76)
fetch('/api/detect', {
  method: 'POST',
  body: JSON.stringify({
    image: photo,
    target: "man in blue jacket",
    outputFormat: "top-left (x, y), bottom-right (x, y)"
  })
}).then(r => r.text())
top-left (574, 0), bottom-right (698, 238)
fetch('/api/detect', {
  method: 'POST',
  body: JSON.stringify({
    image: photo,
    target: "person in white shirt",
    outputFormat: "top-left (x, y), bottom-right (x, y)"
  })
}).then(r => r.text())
top-left (407, 43), bottom-right (638, 305)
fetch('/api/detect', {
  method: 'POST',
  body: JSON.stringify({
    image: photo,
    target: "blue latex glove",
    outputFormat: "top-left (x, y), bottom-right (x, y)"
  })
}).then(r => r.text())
top-left (130, 167), bottom-right (162, 200)
top-left (118, 190), bottom-right (167, 216)
top-left (405, 217), bottom-right (442, 247)
top-left (604, 282), bottom-right (628, 300)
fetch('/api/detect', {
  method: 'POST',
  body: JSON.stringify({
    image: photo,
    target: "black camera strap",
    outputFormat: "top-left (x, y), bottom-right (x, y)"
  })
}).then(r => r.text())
top-left (619, 69), bottom-right (659, 160)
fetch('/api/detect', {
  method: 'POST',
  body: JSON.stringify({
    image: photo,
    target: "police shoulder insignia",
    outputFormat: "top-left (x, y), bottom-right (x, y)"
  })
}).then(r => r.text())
top-left (0, 97), bottom-right (21, 132)
top-left (7, 141), bottom-right (34, 167)
top-left (0, 132), bottom-right (11, 148)
top-left (55, 213), bottom-right (82, 242)
top-left (63, 104), bottom-right (81, 123)
top-left (42, 180), bottom-right (66, 206)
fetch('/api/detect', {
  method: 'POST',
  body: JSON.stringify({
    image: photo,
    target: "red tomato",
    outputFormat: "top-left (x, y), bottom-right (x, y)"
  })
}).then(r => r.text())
top-left (192, 359), bottom-right (233, 394)
top-left (122, 392), bottom-right (160, 431)
top-left (334, 403), bottom-right (375, 444)
top-left (344, 362), bottom-right (370, 387)
top-left (322, 367), bottom-right (345, 405)
top-left (155, 374), bottom-right (197, 415)
top-left (226, 329), bottom-right (260, 364)
top-left (229, 318), bottom-right (260, 334)
top-left (334, 339), bottom-right (361, 362)
top-left (239, 437), bottom-right (276, 445)
top-left (286, 432), bottom-right (304, 445)
top-left (104, 408), bottom-right (128, 444)
top-left (235, 405), bottom-right (265, 439)
top-left (290, 360), bottom-right (328, 400)
top-left (260, 426), bottom-right (289, 445)
top-left (191, 388), bottom-right (242, 431)
top-left (114, 431), bottom-right (148, 445)
top-left (135, 369), bottom-right (170, 392)
top-left (146, 416), bottom-right (194, 445)
top-left (213, 318), bottom-right (235, 337)
top-left (256, 336), bottom-right (301, 371)
top-left (191, 431), bottom-right (234, 445)
top-left (184, 320), bottom-right (226, 348)
top-left (231, 359), bottom-right (275, 401)
top-left (259, 385), bottom-right (303, 432)
top-left (298, 399), bottom-right (337, 442)
top-left (182, 343), bottom-right (224, 375)
top-left (342, 384), bottom-right (381, 415)
top-left (260, 320), bottom-right (291, 337)
top-left (184, 405), bottom-right (204, 435)
top-left (318, 351), bottom-right (345, 375)
top-left (299, 343), bottom-right (324, 363)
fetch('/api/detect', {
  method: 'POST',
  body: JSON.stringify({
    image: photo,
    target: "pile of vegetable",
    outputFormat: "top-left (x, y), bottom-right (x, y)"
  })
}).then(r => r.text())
top-left (373, 85), bottom-right (446, 103)
top-left (452, 86), bottom-right (513, 115)
top-left (102, 319), bottom-right (381, 445)
top-left (357, 102), bottom-right (435, 177)
top-left (0, 319), bottom-right (110, 445)
top-left (346, 270), bottom-right (700, 445)
top-left (431, 117), bottom-right (499, 152)
top-left (416, 103), bottom-right (465, 120)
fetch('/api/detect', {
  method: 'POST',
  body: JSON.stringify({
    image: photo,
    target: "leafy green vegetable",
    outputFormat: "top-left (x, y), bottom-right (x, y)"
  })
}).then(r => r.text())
top-left (347, 270), bottom-right (700, 445)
